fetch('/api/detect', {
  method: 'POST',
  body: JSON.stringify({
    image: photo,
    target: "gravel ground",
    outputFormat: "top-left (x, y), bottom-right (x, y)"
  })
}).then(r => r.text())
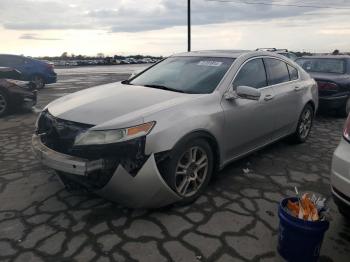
top-left (0, 65), bottom-right (349, 262)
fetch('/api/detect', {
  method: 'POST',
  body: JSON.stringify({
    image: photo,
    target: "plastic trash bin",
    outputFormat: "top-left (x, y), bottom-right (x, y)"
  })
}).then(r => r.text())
top-left (278, 197), bottom-right (329, 262)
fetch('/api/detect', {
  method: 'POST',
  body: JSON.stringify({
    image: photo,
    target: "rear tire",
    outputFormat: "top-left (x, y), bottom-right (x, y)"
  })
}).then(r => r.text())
top-left (160, 138), bottom-right (214, 205)
top-left (290, 104), bottom-right (314, 144)
top-left (0, 90), bottom-right (9, 117)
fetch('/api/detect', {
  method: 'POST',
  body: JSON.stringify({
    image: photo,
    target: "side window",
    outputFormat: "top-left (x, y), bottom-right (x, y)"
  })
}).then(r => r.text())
top-left (0, 56), bottom-right (11, 67)
top-left (233, 58), bottom-right (267, 89)
top-left (264, 58), bottom-right (290, 85)
top-left (10, 57), bottom-right (24, 66)
top-left (0, 56), bottom-right (23, 67)
top-left (287, 64), bottom-right (299, 81)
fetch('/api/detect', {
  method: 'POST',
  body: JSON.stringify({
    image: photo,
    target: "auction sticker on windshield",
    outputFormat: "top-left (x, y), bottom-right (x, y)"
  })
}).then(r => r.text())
top-left (197, 61), bottom-right (223, 67)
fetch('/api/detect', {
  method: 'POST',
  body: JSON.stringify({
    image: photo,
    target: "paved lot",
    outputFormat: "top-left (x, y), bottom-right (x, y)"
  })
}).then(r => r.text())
top-left (0, 65), bottom-right (349, 262)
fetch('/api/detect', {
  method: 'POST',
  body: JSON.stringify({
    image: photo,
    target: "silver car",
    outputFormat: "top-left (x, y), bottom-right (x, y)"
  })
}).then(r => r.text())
top-left (331, 114), bottom-right (350, 218)
top-left (32, 50), bottom-right (318, 208)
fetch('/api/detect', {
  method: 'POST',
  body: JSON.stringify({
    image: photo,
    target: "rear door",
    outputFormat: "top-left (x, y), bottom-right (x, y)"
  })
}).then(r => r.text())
top-left (263, 58), bottom-right (302, 137)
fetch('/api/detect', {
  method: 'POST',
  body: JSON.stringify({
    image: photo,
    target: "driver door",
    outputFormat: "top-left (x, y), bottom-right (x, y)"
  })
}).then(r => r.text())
top-left (220, 58), bottom-right (277, 161)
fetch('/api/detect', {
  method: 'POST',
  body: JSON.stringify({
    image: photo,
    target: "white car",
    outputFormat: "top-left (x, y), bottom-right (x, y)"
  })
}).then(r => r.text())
top-left (331, 114), bottom-right (350, 218)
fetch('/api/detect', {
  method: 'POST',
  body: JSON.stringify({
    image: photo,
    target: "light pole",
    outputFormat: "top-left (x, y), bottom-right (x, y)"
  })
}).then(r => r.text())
top-left (188, 0), bottom-right (191, 52)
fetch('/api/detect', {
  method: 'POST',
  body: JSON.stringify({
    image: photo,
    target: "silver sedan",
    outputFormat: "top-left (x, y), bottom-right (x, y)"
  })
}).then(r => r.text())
top-left (32, 50), bottom-right (318, 208)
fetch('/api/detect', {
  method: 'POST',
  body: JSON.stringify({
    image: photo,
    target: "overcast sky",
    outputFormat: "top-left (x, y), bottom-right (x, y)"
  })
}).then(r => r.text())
top-left (1, 0), bottom-right (350, 56)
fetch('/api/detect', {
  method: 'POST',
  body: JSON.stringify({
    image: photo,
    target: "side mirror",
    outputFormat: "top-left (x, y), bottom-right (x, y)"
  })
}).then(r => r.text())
top-left (236, 85), bottom-right (261, 101)
top-left (223, 87), bottom-right (237, 100)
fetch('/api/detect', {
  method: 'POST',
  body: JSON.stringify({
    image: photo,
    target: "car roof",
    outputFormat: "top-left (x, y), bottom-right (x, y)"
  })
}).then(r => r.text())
top-left (174, 50), bottom-right (252, 58)
top-left (298, 55), bottom-right (350, 59)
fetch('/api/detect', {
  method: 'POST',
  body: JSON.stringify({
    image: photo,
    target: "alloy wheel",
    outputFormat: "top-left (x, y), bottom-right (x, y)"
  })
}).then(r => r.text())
top-left (175, 146), bottom-right (209, 197)
top-left (299, 108), bottom-right (312, 139)
top-left (0, 94), bottom-right (7, 114)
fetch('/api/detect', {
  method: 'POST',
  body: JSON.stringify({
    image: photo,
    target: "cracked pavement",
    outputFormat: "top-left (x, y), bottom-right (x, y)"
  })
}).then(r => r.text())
top-left (0, 65), bottom-right (349, 262)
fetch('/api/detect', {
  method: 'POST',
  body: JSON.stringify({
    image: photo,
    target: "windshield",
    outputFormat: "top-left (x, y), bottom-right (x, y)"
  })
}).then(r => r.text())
top-left (129, 56), bottom-right (234, 94)
top-left (296, 58), bottom-right (346, 74)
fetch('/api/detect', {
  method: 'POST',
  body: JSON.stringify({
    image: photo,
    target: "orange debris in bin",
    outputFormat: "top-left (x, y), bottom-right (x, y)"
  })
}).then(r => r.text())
top-left (287, 193), bottom-right (321, 221)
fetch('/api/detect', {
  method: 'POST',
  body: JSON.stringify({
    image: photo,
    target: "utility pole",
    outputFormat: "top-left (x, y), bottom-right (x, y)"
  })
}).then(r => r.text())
top-left (188, 0), bottom-right (191, 52)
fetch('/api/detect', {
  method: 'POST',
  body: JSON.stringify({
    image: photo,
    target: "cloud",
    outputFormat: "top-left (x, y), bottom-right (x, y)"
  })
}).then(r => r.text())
top-left (19, 33), bottom-right (61, 41)
top-left (1, 0), bottom-right (349, 33)
top-left (319, 28), bottom-right (350, 35)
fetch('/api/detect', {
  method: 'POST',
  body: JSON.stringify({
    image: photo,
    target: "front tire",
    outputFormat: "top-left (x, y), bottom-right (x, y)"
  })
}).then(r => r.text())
top-left (161, 138), bottom-right (214, 204)
top-left (0, 90), bottom-right (9, 117)
top-left (290, 104), bottom-right (314, 143)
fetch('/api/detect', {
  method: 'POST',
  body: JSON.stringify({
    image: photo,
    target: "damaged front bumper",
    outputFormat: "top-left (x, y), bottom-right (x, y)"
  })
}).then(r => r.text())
top-left (32, 134), bottom-right (104, 176)
top-left (32, 134), bottom-right (181, 208)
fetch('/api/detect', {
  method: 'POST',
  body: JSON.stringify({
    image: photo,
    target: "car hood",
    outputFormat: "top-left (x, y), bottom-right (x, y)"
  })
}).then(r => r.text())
top-left (47, 82), bottom-right (200, 127)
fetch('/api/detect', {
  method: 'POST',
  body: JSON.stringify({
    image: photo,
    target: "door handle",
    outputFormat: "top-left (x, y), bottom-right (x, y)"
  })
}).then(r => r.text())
top-left (294, 86), bottom-right (303, 92)
top-left (264, 94), bottom-right (274, 101)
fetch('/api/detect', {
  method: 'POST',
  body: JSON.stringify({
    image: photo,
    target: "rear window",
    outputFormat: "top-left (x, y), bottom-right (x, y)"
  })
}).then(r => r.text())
top-left (0, 55), bottom-right (23, 67)
top-left (296, 58), bottom-right (346, 74)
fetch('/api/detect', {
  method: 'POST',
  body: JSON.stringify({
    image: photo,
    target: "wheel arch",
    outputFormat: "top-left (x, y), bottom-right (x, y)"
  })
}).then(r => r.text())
top-left (306, 100), bottom-right (316, 114)
top-left (170, 129), bottom-right (221, 174)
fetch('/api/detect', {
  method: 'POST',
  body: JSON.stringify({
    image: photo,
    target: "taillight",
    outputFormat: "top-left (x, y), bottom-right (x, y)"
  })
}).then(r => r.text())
top-left (316, 81), bottom-right (338, 91)
top-left (344, 115), bottom-right (350, 142)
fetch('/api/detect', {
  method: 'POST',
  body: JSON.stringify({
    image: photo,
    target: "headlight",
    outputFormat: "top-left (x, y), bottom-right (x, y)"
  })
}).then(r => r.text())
top-left (74, 121), bottom-right (155, 146)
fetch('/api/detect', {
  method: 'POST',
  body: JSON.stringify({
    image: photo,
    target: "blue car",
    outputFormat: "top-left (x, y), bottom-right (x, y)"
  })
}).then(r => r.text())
top-left (0, 54), bottom-right (57, 89)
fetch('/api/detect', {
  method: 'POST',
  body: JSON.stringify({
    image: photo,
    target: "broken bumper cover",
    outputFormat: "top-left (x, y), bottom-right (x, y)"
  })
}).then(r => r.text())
top-left (32, 134), bottom-right (103, 176)
top-left (32, 134), bottom-right (181, 208)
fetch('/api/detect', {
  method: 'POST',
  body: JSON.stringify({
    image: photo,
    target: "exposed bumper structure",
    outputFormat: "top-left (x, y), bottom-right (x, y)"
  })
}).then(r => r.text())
top-left (32, 134), bottom-right (181, 208)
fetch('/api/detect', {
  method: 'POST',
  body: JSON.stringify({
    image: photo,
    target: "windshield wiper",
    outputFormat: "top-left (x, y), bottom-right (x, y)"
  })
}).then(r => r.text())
top-left (121, 80), bottom-right (133, 85)
top-left (144, 84), bottom-right (186, 93)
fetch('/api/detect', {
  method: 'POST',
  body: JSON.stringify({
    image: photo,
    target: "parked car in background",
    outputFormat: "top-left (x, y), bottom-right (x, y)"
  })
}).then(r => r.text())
top-left (0, 54), bottom-right (57, 89)
top-left (331, 114), bottom-right (350, 218)
top-left (296, 55), bottom-right (350, 116)
top-left (32, 50), bottom-right (317, 208)
top-left (256, 48), bottom-right (298, 61)
top-left (0, 67), bottom-right (37, 117)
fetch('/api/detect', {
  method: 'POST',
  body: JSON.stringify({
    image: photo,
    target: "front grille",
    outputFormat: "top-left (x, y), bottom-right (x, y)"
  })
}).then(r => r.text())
top-left (36, 110), bottom-right (149, 177)
top-left (36, 110), bottom-right (93, 155)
